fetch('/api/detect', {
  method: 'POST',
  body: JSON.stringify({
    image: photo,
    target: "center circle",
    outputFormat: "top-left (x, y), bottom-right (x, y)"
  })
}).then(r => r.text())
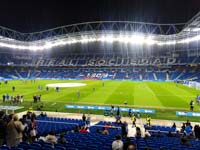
top-left (46, 83), bottom-right (87, 88)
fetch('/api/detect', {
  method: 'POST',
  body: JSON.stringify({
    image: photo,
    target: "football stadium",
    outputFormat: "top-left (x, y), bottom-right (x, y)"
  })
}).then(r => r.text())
top-left (0, 1), bottom-right (200, 150)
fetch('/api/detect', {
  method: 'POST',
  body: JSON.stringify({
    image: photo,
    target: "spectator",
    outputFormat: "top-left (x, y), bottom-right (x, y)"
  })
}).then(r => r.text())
top-left (116, 115), bottom-right (121, 124)
top-left (188, 132), bottom-right (195, 139)
top-left (185, 125), bottom-right (192, 135)
top-left (85, 126), bottom-right (90, 133)
top-left (96, 128), bottom-right (101, 134)
top-left (19, 114), bottom-right (30, 142)
top-left (57, 134), bottom-right (67, 144)
top-left (7, 115), bottom-right (25, 148)
top-left (79, 126), bottom-right (84, 133)
top-left (194, 125), bottom-right (200, 139)
top-left (144, 130), bottom-right (151, 139)
top-left (0, 111), bottom-right (7, 146)
top-left (123, 138), bottom-right (134, 150)
top-left (86, 114), bottom-right (91, 126)
top-left (167, 131), bottom-right (173, 137)
top-left (135, 127), bottom-right (142, 138)
top-left (80, 126), bottom-right (88, 133)
top-left (40, 112), bottom-right (45, 117)
top-left (180, 132), bottom-right (191, 146)
top-left (102, 127), bottom-right (109, 135)
top-left (46, 130), bottom-right (57, 144)
top-left (19, 115), bottom-right (28, 125)
top-left (121, 121), bottom-right (128, 137)
top-left (186, 120), bottom-right (191, 127)
top-left (181, 123), bottom-right (186, 133)
top-left (144, 147), bottom-right (151, 150)
top-left (175, 130), bottom-right (181, 138)
top-left (26, 112), bottom-right (32, 119)
top-left (197, 125), bottom-right (200, 140)
top-left (82, 113), bottom-right (86, 123)
top-left (172, 122), bottom-right (176, 129)
top-left (156, 130), bottom-right (163, 138)
top-left (112, 135), bottom-right (123, 150)
top-left (127, 144), bottom-right (136, 150)
top-left (28, 117), bottom-right (38, 142)
top-left (104, 123), bottom-right (110, 129)
top-left (74, 125), bottom-right (80, 132)
top-left (44, 112), bottom-right (47, 117)
top-left (7, 113), bottom-right (15, 123)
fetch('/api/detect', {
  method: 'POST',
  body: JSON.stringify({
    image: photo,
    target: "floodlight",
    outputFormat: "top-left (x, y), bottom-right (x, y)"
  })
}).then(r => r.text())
top-left (145, 36), bottom-right (156, 45)
top-left (131, 34), bottom-right (145, 44)
top-left (105, 35), bottom-right (114, 43)
top-left (192, 28), bottom-right (200, 32)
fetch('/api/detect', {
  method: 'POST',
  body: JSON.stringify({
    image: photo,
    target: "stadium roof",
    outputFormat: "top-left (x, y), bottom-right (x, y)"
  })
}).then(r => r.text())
top-left (0, 11), bottom-right (199, 50)
top-left (182, 11), bottom-right (200, 33)
top-left (1, 0), bottom-right (199, 32)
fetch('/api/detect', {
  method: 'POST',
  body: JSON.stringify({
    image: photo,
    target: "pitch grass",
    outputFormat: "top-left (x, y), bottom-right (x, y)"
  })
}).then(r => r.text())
top-left (0, 80), bottom-right (200, 122)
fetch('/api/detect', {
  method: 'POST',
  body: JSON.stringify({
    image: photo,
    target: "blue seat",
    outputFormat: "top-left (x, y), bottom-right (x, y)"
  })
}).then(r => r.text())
top-left (31, 143), bottom-right (41, 147)
top-left (67, 148), bottom-right (78, 150)
top-left (11, 148), bottom-right (23, 150)
top-left (41, 145), bottom-right (53, 150)
top-left (0, 146), bottom-right (10, 150)
top-left (28, 145), bottom-right (40, 150)
top-left (54, 146), bottom-right (66, 150)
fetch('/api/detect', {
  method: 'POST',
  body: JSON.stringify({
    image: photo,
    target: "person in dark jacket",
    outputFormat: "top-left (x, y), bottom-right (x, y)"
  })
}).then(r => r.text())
top-left (0, 111), bottom-right (7, 146)
top-left (57, 134), bottom-right (67, 144)
top-left (82, 113), bottom-right (86, 123)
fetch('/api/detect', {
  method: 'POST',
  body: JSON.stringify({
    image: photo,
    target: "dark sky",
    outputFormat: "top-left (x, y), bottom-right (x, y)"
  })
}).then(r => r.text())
top-left (0, 0), bottom-right (199, 33)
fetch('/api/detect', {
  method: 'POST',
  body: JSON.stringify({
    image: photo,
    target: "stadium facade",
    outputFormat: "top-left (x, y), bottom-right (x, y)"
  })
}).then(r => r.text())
top-left (0, 12), bottom-right (200, 81)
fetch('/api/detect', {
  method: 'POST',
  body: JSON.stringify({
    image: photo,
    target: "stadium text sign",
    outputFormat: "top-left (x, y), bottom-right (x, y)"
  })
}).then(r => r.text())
top-left (176, 111), bottom-right (200, 117)
top-left (66, 105), bottom-right (155, 114)
top-left (12, 56), bottom-right (179, 66)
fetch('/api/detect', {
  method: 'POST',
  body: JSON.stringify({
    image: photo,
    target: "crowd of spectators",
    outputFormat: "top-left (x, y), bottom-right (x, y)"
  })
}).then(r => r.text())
top-left (145, 120), bottom-right (200, 148)
top-left (0, 110), bottom-right (68, 148)
top-left (0, 111), bottom-right (38, 148)
top-left (0, 109), bottom-right (200, 150)
top-left (112, 135), bottom-right (136, 150)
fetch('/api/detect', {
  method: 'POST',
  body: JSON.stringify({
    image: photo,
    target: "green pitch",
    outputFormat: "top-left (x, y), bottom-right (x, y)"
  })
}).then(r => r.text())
top-left (0, 80), bottom-right (200, 121)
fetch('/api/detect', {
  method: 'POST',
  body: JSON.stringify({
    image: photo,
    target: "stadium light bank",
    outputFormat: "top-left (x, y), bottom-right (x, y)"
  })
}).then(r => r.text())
top-left (0, 33), bottom-right (200, 51)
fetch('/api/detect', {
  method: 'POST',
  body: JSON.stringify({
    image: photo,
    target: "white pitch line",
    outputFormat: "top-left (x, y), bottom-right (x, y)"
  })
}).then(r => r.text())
top-left (155, 94), bottom-right (195, 97)
top-left (51, 103), bottom-right (57, 106)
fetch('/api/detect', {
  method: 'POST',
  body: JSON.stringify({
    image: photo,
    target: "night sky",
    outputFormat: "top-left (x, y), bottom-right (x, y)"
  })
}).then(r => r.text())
top-left (0, 0), bottom-right (199, 33)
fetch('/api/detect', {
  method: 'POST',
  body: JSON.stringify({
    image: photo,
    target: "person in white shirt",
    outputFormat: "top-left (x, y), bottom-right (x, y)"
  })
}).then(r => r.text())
top-left (112, 135), bottom-right (123, 150)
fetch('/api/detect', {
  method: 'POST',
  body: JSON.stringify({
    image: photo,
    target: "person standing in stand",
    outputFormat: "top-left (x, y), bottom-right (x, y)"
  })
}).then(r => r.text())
top-left (82, 113), bottom-right (86, 125)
